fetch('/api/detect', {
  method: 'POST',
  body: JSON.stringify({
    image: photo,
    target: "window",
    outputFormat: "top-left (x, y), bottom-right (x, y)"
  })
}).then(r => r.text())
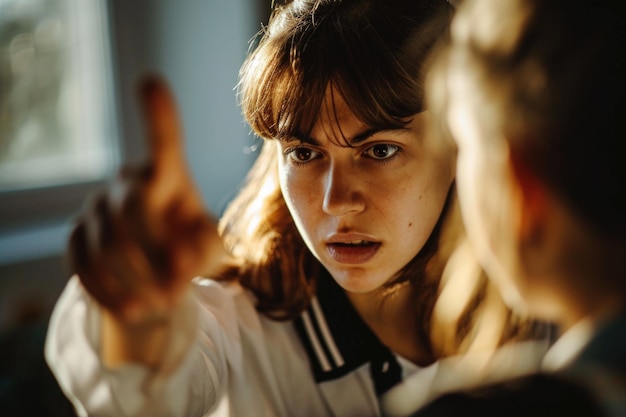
top-left (0, 0), bottom-right (118, 239)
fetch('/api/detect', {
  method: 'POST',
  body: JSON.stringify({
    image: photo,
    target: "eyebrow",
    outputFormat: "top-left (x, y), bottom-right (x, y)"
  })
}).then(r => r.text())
top-left (291, 127), bottom-right (402, 146)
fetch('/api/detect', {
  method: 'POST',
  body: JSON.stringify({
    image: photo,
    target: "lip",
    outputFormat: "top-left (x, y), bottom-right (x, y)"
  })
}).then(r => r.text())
top-left (325, 233), bottom-right (381, 265)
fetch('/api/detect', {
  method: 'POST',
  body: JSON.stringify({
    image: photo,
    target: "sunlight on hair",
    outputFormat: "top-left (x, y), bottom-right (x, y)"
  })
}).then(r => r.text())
top-left (241, 170), bottom-right (280, 257)
top-left (444, 60), bottom-right (484, 155)
top-left (432, 240), bottom-right (482, 332)
top-left (466, 281), bottom-right (509, 351)
top-left (452, 0), bottom-right (531, 53)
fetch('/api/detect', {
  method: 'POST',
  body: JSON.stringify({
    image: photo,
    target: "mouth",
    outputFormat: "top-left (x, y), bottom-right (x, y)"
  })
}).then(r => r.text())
top-left (326, 240), bottom-right (381, 264)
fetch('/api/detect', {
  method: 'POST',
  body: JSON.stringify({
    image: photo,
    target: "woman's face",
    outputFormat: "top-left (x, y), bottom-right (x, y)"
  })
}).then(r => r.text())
top-left (277, 91), bottom-right (455, 294)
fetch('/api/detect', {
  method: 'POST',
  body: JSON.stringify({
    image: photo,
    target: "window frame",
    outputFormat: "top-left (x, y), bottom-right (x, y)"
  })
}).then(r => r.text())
top-left (0, 0), bottom-right (121, 264)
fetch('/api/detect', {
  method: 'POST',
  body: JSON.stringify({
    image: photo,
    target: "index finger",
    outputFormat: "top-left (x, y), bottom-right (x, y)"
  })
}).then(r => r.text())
top-left (139, 74), bottom-right (187, 175)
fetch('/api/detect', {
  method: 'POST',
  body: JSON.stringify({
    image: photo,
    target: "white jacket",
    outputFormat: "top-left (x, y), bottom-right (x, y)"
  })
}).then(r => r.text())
top-left (45, 275), bottom-right (426, 417)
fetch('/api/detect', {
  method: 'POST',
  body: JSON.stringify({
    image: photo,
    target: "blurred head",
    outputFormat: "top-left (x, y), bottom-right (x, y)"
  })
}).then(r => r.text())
top-left (428, 0), bottom-right (626, 322)
top-left (222, 0), bottom-right (455, 316)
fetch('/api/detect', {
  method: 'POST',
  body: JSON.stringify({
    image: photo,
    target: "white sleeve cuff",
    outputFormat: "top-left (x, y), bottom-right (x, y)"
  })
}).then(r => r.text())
top-left (45, 275), bottom-right (202, 417)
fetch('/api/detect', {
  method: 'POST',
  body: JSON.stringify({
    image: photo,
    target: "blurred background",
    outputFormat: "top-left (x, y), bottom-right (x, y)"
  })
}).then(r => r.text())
top-left (0, 0), bottom-right (271, 414)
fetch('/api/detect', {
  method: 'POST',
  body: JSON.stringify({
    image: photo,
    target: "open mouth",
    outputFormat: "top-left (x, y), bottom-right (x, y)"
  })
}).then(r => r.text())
top-left (331, 240), bottom-right (377, 247)
top-left (327, 241), bottom-right (381, 264)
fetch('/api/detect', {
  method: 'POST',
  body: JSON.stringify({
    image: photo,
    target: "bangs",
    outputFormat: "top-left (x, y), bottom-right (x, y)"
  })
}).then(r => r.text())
top-left (238, 0), bottom-right (446, 143)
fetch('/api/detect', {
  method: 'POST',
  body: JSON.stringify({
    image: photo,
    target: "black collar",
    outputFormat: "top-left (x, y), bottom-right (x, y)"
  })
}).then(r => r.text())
top-left (294, 270), bottom-right (402, 396)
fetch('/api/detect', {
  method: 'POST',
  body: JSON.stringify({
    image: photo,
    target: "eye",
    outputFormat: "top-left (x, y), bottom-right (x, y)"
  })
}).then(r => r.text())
top-left (364, 143), bottom-right (400, 160)
top-left (285, 146), bottom-right (321, 165)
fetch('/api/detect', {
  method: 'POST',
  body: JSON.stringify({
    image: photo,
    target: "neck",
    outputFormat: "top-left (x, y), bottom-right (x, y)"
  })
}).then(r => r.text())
top-left (346, 282), bottom-right (435, 366)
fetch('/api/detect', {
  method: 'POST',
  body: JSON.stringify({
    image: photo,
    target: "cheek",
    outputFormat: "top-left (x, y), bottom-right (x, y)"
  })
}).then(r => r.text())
top-left (391, 163), bottom-right (454, 249)
top-left (278, 164), bottom-right (318, 230)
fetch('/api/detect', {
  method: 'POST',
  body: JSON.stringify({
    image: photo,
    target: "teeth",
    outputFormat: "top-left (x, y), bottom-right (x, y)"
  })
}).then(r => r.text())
top-left (336, 240), bottom-right (369, 246)
top-left (331, 240), bottom-right (373, 246)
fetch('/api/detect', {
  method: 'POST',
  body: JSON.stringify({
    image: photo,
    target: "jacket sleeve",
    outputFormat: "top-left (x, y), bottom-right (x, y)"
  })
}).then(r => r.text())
top-left (44, 275), bottom-right (241, 417)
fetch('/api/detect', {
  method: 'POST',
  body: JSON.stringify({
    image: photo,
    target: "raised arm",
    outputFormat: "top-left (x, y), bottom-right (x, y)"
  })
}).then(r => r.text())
top-left (68, 75), bottom-right (226, 368)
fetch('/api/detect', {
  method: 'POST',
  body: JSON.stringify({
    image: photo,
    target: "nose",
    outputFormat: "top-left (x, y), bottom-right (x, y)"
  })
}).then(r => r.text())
top-left (322, 163), bottom-right (366, 217)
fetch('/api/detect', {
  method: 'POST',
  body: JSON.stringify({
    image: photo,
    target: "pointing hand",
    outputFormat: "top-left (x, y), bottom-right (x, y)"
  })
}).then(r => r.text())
top-left (69, 75), bottom-right (224, 326)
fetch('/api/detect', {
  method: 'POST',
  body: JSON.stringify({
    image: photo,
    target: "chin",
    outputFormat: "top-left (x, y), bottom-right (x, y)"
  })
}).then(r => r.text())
top-left (329, 270), bottom-right (389, 295)
top-left (332, 278), bottom-right (374, 294)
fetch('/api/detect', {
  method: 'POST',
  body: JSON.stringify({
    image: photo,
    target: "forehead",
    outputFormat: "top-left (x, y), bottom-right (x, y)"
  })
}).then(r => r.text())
top-left (309, 85), bottom-right (372, 143)
top-left (317, 85), bottom-right (361, 124)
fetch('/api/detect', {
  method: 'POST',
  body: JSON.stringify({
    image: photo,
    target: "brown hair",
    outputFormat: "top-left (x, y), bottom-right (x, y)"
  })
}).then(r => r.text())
top-left (239, 0), bottom-right (451, 142)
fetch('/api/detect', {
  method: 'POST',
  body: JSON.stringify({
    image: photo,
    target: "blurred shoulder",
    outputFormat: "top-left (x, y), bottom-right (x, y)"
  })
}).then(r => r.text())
top-left (410, 373), bottom-right (606, 417)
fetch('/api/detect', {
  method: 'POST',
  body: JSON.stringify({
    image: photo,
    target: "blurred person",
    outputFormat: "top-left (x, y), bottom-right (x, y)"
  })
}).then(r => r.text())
top-left (384, 0), bottom-right (626, 416)
top-left (44, 0), bottom-right (548, 416)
